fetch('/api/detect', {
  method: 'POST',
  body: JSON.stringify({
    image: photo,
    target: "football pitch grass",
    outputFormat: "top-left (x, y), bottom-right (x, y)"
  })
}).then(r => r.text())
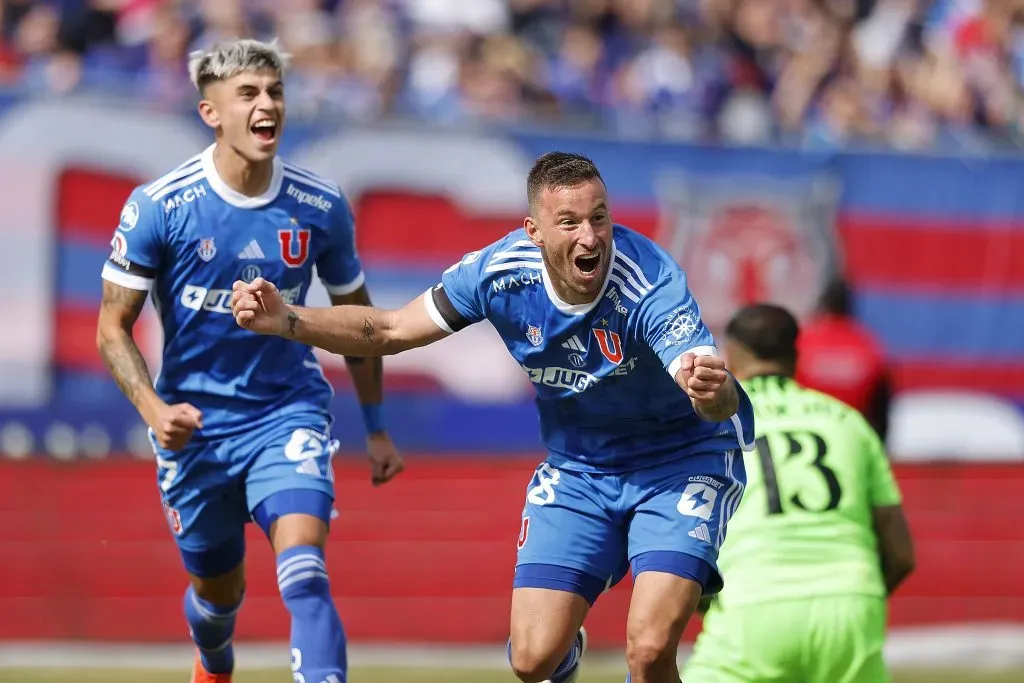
top-left (1, 668), bottom-right (1020, 682)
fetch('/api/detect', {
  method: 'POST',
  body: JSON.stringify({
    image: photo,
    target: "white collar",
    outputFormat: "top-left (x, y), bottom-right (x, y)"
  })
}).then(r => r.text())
top-left (201, 143), bottom-right (283, 209)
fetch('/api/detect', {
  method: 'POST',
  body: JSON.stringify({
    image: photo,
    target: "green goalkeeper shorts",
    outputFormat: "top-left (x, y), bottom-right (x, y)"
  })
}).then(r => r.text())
top-left (682, 595), bottom-right (889, 683)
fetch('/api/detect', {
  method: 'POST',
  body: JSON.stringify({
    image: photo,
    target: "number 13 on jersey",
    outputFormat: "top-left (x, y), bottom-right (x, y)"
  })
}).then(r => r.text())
top-left (754, 430), bottom-right (842, 516)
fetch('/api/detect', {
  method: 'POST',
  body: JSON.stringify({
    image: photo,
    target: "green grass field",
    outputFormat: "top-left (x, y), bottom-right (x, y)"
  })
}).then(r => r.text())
top-left (1, 668), bottom-right (1020, 682)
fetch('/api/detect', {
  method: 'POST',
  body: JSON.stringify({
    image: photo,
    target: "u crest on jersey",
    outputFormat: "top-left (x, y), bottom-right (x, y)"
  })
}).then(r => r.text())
top-left (278, 221), bottom-right (311, 267)
top-left (592, 328), bottom-right (623, 364)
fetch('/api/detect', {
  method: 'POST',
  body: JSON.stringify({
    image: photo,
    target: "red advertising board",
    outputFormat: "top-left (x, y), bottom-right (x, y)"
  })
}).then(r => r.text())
top-left (1, 457), bottom-right (1021, 645)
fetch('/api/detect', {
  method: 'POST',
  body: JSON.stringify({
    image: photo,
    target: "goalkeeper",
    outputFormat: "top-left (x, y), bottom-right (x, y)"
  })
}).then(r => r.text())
top-left (683, 303), bottom-right (915, 683)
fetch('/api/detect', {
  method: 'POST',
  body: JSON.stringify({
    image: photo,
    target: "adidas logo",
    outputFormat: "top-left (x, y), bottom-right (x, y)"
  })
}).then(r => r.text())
top-left (237, 239), bottom-right (266, 259)
top-left (561, 335), bottom-right (586, 352)
top-left (688, 523), bottom-right (712, 544)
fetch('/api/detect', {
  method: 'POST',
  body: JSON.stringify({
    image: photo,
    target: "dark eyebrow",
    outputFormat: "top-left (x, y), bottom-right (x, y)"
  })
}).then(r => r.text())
top-left (236, 80), bottom-right (283, 93)
top-left (592, 202), bottom-right (608, 213)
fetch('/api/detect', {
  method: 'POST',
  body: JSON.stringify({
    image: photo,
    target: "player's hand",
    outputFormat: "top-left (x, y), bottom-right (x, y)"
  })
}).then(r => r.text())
top-left (366, 432), bottom-right (404, 487)
top-left (145, 401), bottom-right (203, 451)
top-left (231, 277), bottom-right (288, 336)
top-left (679, 353), bottom-right (729, 403)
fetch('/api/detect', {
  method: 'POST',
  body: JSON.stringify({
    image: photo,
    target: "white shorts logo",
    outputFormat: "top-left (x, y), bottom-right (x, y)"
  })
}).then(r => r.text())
top-left (677, 482), bottom-right (717, 521)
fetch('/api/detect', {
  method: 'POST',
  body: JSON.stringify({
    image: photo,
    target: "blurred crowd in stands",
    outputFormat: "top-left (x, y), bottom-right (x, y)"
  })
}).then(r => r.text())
top-left (1, 0), bottom-right (1023, 152)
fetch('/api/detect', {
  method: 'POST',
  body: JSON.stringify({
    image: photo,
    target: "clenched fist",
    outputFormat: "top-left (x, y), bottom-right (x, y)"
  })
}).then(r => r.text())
top-left (144, 401), bottom-right (203, 451)
top-left (678, 353), bottom-right (729, 403)
top-left (231, 277), bottom-right (288, 336)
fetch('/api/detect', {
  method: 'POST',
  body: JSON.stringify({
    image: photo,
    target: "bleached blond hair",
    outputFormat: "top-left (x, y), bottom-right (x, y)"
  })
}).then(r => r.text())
top-left (187, 38), bottom-right (291, 92)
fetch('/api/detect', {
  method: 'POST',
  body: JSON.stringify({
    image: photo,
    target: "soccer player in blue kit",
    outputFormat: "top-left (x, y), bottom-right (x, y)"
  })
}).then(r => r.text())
top-left (231, 152), bottom-right (754, 683)
top-left (95, 39), bottom-right (403, 683)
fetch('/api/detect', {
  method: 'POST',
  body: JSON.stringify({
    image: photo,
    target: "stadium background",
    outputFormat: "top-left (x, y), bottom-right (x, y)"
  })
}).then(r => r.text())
top-left (1, 0), bottom-right (1024, 679)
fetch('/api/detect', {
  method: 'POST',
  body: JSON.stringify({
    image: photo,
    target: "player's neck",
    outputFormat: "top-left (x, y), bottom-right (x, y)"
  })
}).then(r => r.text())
top-left (735, 362), bottom-right (792, 382)
top-left (549, 277), bottom-right (597, 306)
top-left (212, 143), bottom-right (274, 197)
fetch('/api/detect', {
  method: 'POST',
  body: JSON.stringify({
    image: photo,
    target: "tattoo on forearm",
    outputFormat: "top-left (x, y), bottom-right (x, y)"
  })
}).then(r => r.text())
top-left (98, 283), bottom-right (152, 405)
top-left (361, 317), bottom-right (374, 345)
top-left (287, 310), bottom-right (298, 336)
top-left (99, 334), bottom-right (152, 404)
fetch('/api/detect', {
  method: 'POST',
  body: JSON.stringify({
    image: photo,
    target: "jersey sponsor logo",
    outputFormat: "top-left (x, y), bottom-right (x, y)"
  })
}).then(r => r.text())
top-left (181, 282), bottom-right (301, 313)
top-left (604, 287), bottom-right (629, 316)
top-left (592, 328), bottom-right (624, 364)
top-left (119, 201), bottom-right (139, 231)
top-left (526, 324), bottom-right (543, 347)
top-left (196, 237), bottom-right (216, 262)
top-left (524, 365), bottom-right (599, 393)
top-left (517, 516), bottom-right (530, 550)
top-left (286, 182), bottom-right (333, 212)
top-left (108, 231), bottom-right (131, 269)
top-left (111, 231), bottom-right (128, 256)
top-left (492, 270), bottom-right (541, 293)
top-left (662, 305), bottom-right (699, 347)
top-left (279, 223), bottom-right (311, 267)
top-left (568, 353), bottom-right (584, 368)
top-left (526, 463), bottom-right (560, 505)
top-left (523, 357), bottom-right (639, 393)
top-left (677, 482), bottom-right (718, 521)
top-left (162, 183), bottom-right (207, 212)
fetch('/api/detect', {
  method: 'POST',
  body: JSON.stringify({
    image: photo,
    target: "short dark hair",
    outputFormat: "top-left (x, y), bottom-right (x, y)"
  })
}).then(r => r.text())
top-left (818, 277), bottom-right (852, 316)
top-left (527, 151), bottom-right (603, 210)
top-left (725, 303), bottom-right (800, 365)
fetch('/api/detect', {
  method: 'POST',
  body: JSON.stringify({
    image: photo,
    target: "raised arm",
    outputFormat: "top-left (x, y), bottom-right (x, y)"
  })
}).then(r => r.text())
top-left (232, 278), bottom-right (450, 356)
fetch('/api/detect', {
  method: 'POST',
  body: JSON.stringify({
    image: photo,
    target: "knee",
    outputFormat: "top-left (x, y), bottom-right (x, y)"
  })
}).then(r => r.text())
top-left (508, 638), bottom-right (561, 683)
top-left (626, 627), bottom-right (678, 679)
top-left (190, 565), bottom-right (246, 606)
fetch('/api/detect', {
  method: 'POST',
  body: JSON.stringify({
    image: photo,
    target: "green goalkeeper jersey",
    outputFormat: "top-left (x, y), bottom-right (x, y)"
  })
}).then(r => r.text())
top-left (715, 374), bottom-right (902, 608)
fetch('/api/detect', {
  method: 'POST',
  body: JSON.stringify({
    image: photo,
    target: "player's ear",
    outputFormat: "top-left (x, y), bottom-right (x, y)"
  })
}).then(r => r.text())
top-left (524, 216), bottom-right (543, 247)
top-left (197, 98), bottom-right (220, 129)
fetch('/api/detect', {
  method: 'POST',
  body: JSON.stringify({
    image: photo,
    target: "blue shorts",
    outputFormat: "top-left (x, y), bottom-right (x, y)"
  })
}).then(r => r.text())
top-left (153, 409), bottom-right (338, 577)
top-left (514, 450), bottom-right (745, 604)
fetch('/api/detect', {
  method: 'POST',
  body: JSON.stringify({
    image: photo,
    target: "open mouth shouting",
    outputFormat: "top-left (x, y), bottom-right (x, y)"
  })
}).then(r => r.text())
top-left (250, 118), bottom-right (278, 147)
top-left (572, 252), bottom-right (603, 284)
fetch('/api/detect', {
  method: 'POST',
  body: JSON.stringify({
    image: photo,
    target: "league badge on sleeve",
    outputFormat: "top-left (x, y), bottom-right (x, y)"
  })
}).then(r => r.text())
top-left (119, 201), bottom-right (140, 231)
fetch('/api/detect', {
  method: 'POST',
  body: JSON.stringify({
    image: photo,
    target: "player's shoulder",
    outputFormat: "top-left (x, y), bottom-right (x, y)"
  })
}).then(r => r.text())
top-left (279, 157), bottom-right (346, 213)
top-left (123, 151), bottom-right (207, 223)
top-left (456, 228), bottom-right (538, 275)
top-left (611, 224), bottom-right (682, 291)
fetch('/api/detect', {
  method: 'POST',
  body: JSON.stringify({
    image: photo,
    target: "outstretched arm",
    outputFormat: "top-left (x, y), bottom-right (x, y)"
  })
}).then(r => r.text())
top-left (329, 285), bottom-right (385, 403)
top-left (232, 278), bottom-right (449, 356)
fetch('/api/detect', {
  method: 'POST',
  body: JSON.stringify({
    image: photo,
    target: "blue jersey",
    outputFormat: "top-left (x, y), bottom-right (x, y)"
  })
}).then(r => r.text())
top-left (424, 225), bottom-right (755, 472)
top-left (101, 144), bottom-right (364, 438)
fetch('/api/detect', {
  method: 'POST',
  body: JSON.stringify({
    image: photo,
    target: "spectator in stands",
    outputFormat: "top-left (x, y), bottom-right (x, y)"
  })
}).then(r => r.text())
top-left (2, 0), bottom-right (1024, 152)
top-left (796, 278), bottom-right (893, 442)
